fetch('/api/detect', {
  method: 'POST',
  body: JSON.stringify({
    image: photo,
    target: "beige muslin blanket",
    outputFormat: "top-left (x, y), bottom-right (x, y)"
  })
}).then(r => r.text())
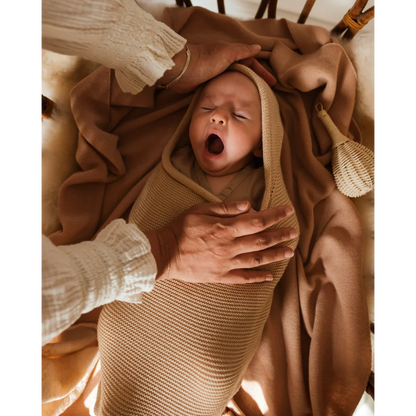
top-left (48, 6), bottom-right (371, 416)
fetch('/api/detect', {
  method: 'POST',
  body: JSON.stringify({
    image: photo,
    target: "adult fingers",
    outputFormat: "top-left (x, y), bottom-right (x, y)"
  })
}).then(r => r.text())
top-left (239, 57), bottom-right (277, 86)
top-left (230, 43), bottom-right (262, 61)
top-left (218, 269), bottom-right (275, 284)
top-left (233, 227), bottom-right (298, 256)
top-left (227, 43), bottom-right (277, 86)
top-left (229, 205), bottom-right (294, 238)
top-left (189, 200), bottom-right (252, 217)
top-left (233, 246), bottom-right (294, 270)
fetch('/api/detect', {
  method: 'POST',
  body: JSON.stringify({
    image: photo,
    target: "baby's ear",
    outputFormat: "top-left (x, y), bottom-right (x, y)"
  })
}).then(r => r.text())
top-left (253, 140), bottom-right (263, 158)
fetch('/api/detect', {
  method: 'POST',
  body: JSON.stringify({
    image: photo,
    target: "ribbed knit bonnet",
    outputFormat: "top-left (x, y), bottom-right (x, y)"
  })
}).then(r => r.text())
top-left (95, 64), bottom-right (300, 416)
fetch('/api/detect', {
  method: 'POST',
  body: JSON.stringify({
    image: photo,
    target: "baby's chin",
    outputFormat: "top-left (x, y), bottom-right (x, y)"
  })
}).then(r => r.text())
top-left (196, 149), bottom-right (256, 178)
top-left (201, 162), bottom-right (249, 178)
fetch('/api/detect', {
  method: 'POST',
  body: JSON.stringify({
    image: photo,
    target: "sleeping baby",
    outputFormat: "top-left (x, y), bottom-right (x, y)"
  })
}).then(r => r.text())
top-left (94, 64), bottom-right (299, 416)
top-left (178, 69), bottom-right (264, 205)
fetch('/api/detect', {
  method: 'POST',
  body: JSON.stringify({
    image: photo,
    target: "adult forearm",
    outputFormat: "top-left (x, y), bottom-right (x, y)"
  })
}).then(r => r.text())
top-left (42, 0), bottom-right (186, 94)
top-left (42, 219), bottom-right (156, 345)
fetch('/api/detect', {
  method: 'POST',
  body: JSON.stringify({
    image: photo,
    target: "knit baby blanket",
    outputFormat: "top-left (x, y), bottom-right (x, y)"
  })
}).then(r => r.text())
top-left (49, 6), bottom-right (371, 416)
top-left (94, 63), bottom-right (299, 415)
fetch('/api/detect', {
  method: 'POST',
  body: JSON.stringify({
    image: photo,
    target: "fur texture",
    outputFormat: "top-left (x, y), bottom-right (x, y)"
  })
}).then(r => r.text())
top-left (42, 50), bottom-right (99, 235)
top-left (340, 33), bottom-right (374, 330)
top-left (341, 33), bottom-right (377, 153)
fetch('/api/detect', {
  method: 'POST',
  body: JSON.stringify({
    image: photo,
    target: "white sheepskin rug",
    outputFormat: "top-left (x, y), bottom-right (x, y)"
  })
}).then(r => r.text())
top-left (340, 32), bottom-right (374, 326)
top-left (340, 33), bottom-right (377, 153)
top-left (42, 51), bottom-right (99, 235)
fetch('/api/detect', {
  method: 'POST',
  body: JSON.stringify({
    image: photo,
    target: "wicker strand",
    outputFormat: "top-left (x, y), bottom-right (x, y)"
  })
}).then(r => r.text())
top-left (342, 11), bottom-right (365, 31)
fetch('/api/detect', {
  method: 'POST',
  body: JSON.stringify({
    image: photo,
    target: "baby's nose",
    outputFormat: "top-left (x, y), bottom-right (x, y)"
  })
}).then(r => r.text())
top-left (210, 113), bottom-right (226, 125)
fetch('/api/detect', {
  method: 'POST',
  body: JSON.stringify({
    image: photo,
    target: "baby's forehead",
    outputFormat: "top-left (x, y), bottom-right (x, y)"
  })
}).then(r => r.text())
top-left (203, 71), bottom-right (254, 91)
top-left (200, 71), bottom-right (260, 105)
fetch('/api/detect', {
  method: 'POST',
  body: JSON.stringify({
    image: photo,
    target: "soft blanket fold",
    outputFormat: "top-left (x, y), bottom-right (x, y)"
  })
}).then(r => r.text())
top-left (49, 6), bottom-right (371, 416)
top-left (42, 323), bottom-right (99, 416)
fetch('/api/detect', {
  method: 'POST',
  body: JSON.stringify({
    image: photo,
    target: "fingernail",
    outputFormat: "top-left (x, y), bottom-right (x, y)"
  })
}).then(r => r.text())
top-left (290, 230), bottom-right (297, 238)
top-left (285, 207), bottom-right (293, 216)
top-left (284, 249), bottom-right (294, 258)
top-left (236, 201), bottom-right (249, 211)
top-left (265, 275), bottom-right (274, 281)
top-left (251, 44), bottom-right (261, 50)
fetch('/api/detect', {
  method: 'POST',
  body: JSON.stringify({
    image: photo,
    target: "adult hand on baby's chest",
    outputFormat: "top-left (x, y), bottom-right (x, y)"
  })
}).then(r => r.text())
top-left (148, 200), bottom-right (296, 284)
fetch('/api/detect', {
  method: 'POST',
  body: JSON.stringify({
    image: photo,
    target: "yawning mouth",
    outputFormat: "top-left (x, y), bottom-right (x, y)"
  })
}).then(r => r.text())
top-left (205, 133), bottom-right (224, 155)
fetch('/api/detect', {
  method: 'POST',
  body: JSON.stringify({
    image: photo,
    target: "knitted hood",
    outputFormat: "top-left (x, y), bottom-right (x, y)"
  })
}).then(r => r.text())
top-left (162, 62), bottom-right (287, 211)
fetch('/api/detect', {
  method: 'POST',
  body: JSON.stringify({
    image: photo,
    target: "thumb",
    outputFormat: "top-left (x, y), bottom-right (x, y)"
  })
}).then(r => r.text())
top-left (192, 200), bottom-right (251, 217)
top-left (229, 44), bottom-right (277, 87)
top-left (232, 44), bottom-right (261, 61)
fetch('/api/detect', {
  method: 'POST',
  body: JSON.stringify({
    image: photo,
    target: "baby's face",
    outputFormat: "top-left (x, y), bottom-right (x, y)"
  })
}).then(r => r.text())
top-left (189, 71), bottom-right (262, 177)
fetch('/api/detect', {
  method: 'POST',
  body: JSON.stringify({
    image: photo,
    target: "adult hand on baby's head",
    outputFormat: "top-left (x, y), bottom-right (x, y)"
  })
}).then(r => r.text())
top-left (159, 42), bottom-right (276, 93)
top-left (145, 201), bottom-right (297, 284)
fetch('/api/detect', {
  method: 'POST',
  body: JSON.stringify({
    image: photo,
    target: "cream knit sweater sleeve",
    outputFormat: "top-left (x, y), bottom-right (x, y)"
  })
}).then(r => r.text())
top-left (42, 219), bottom-right (157, 346)
top-left (42, 0), bottom-right (186, 94)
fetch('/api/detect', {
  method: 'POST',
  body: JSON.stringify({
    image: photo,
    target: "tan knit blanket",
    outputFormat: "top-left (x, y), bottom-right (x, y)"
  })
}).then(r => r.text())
top-left (94, 63), bottom-right (299, 416)
top-left (49, 6), bottom-right (371, 416)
